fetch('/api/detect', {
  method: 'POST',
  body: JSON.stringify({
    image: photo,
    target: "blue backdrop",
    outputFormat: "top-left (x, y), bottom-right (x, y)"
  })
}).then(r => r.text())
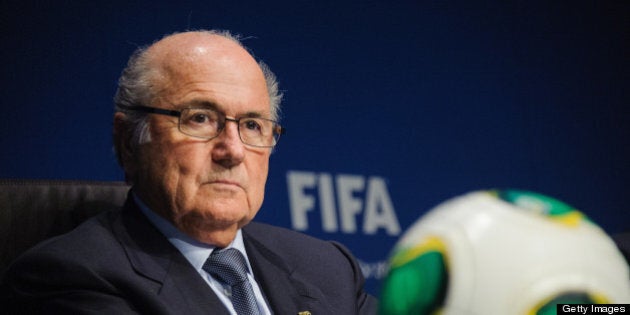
top-left (2, 0), bottom-right (628, 295)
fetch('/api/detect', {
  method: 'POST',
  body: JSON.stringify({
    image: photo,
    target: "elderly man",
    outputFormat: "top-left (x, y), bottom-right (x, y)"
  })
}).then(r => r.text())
top-left (1, 30), bottom-right (377, 314)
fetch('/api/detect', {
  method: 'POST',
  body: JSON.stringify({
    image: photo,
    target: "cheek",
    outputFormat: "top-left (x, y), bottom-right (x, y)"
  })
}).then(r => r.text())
top-left (247, 155), bottom-right (270, 205)
top-left (157, 131), bottom-right (211, 169)
top-left (140, 140), bottom-right (210, 192)
top-left (174, 146), bottom-right (212, 177)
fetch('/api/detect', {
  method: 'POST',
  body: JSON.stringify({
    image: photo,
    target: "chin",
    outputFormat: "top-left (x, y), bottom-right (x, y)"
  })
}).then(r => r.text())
top-left (191, 203), bottom-right (251, 225)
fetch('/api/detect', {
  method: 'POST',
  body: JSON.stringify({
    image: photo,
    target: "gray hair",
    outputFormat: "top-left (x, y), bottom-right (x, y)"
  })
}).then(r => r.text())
top-left (113, 30), bottom-right (283, 168)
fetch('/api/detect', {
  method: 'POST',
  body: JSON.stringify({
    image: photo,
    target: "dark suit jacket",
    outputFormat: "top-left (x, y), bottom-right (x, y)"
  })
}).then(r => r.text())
top-left (1, 197), bottom-right (377, 314)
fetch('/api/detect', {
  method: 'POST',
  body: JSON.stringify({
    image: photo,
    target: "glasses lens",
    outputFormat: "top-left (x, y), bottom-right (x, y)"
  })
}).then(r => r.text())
top-left (179, 108), bottom-right (222, 138)
top-left (239, 118), bottom-right (279, 147)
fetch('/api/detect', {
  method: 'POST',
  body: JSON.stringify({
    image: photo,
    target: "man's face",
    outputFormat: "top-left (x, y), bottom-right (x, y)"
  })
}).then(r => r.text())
top-left (127, 34), bottom-right (272, 245)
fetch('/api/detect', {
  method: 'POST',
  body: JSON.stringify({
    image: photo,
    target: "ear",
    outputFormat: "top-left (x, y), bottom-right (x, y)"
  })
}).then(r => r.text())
top-left (113, 112), bottom-right (137, 182)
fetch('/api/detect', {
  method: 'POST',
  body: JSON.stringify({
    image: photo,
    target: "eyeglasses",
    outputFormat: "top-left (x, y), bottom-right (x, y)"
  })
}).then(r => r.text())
top-left (118, 104), bottom-right (285, 148)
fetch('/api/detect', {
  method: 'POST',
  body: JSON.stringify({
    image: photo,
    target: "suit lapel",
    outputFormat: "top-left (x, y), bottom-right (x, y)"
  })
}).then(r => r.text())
top-left (243, 224), bottom-right (333, 315)
top-left (112, 196), bottom-right (230, 315)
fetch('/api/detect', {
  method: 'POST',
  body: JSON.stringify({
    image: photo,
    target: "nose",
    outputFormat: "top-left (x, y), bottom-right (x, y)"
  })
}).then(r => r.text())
top-left (211, 119), bottom-right (245, 168)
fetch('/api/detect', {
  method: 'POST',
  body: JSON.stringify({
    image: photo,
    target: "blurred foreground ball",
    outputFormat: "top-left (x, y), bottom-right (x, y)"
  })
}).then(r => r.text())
top-left (379, 190), bottom-right (630, 315)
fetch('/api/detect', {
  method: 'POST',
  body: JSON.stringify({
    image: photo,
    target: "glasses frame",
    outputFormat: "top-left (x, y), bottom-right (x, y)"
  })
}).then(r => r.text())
top-left (118, 104), bottom-right (285, 148)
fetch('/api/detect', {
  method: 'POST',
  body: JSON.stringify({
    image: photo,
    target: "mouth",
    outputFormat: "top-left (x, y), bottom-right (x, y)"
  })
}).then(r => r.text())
top-left (207, 179), bottom-right (242, 189)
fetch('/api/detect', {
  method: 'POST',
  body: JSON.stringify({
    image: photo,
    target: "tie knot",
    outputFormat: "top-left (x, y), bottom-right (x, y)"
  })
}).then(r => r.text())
top-left (203, 248), bottom-right (250, 286)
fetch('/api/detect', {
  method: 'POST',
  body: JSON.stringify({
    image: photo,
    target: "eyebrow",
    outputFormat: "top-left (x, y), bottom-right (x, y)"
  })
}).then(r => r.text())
top-left (177, 99), bottom-right (220, 111)
top-left (179, 99), bottom-right (268, 119)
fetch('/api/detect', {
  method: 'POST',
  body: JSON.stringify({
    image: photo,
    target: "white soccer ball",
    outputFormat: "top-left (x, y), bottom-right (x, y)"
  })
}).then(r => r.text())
top-left (379, 190), bottom-right (630, 315)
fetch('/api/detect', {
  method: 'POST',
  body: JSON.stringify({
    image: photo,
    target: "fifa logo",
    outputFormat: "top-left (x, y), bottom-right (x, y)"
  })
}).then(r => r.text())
top-left (287, 170), bottom-right (401, 235)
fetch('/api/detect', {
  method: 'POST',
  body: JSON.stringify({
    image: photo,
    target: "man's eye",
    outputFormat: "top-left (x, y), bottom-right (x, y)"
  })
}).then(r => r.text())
top-left (191, 113), bottom-right (209, 124)
top-left (184, 110), bottom-right (219, 126)
top-left (243, 119), bottom-right (262, 131)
